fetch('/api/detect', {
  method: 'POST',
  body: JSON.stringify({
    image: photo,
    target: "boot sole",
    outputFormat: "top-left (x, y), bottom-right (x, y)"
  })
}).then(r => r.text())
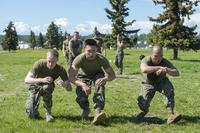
top-left (167, 114), bottom-right (182, 124)
top-left (92, 112), bottom-right (106, 125)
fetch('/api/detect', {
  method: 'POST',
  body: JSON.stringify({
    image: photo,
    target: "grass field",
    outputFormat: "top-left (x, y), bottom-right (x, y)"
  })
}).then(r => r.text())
top-left (0, 48), bottom-right (200, 133)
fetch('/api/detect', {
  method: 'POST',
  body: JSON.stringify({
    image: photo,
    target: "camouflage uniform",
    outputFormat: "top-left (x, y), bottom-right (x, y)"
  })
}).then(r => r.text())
top-left (25, 59), bottom-right (68, 118)
top-left (137, 56), bottom-right (176, 112)
top-left (63, 39), bottom-right (70, 61)
top-left (115, 46), bottom-right (124, 74)
top-left (93, 37), bottom-right (104, 54)
top-left (73, 53), bottom-right (110, 110)
top-left (68, 38), bottom-right (83, 69)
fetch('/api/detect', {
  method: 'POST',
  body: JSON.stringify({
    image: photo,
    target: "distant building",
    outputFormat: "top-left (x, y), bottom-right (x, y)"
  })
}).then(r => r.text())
top-left (18, 41), bottom-right (30, 49)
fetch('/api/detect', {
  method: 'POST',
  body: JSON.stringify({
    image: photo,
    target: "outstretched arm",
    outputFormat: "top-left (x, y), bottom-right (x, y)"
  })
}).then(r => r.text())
top-left (69, 65), bottom-right (91, 95)
top-left (95, 67), bottom-right (116, 86)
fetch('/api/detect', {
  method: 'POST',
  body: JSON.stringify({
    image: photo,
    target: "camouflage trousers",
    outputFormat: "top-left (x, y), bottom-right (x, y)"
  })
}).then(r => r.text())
top-left (76, 71), bottom-right (105, 110)
top-left (115, 51), bottom-right (124, 74)
top-left (25, 84), bottom-right (54, 118)
top-left (67, 53), bottom-right (77, 71)
top-left (64, 50), bottom-right (69, 62)
top-left (137, 78), bottom-right (175, 112)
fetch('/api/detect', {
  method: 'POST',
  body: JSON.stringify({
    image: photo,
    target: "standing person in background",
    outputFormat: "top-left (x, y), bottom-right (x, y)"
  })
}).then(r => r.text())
top-left (93, 28), bottom-right (106, 56)
top-left (25, 49), bottom-right (72, 122)
top-left (62, 33), bottom-right (70, 62)
top-left (69, 39), bottom-right (115, 125)
top-left (115, 34), bottom-right (124, 75)
top-left (68, 31), bottom-right (83, 71)
top-left (136, 45), bottom-right (181, 124)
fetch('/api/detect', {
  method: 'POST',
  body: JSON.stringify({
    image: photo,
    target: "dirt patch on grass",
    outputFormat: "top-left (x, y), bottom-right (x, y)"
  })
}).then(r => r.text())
top-left (116, 74), bottom-right (138, 80)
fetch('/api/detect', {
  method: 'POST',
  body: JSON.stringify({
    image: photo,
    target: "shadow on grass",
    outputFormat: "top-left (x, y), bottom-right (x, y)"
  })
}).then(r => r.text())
top-left (176, 59), bottom-right (200, 62)
top-left (106, 115), bottom-right (165, 125)
top-left (54, 115), bottom-right (83, 122)
top-left (54, 114), bottom-right (165, 126)
top-left (179, 115), bottom-right (200, 124)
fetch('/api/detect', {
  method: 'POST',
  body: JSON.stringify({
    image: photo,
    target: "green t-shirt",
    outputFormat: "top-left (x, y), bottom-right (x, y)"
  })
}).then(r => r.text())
top-left (63, 39), bottom-right (69, 50)
top-left (93, 37), bottom-right (103, 53)
top-left (73, 53), bottom-right (110, 78)
top-left (30, 59), bottom-right (68, 82)
top-left (141, 56), bottom-right (176, 84)
top-left (69, 38), bottom-right (83, 56)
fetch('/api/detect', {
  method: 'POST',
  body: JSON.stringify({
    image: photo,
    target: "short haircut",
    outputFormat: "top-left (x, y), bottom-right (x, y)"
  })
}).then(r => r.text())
top-left (84, 39), bottom-right (97, 48)
top-left (74, 31), bottom-right (79, 34)
top-left (47, 49), bottom-right (59, 58)
top-left (152, 45), bottom-right (163, 53)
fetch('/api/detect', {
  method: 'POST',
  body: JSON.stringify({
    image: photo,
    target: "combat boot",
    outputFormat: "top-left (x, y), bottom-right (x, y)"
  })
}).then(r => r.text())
top-left (81, 108), bottom-right (90, 119)
top-left (167, 114), bottom-right (182, 124)
top-left (92, 108), bottom-right (106, 125)
top-left (46, 110), bottom-right (54, 122)
top-left (166, 107), bottom-right (181, 124)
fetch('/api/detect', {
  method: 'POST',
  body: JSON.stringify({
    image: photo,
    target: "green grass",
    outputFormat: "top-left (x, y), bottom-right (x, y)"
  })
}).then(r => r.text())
top-left (0, 49), bottom-right (200, 132)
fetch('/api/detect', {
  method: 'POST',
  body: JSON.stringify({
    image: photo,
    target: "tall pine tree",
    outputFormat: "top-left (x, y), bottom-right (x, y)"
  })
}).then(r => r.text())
top-left (37, 32), bottom-right (45, 48)
top-left (105, 0), bottom-right (139, 45)
top-left (46, 22), bottom-right (59, 49)
top-left (1, 21), bottom-right (18, 51)
top-left (148, 0), bottom-right (199, 59)
top-left (29, 30), bottom-right (36, 49)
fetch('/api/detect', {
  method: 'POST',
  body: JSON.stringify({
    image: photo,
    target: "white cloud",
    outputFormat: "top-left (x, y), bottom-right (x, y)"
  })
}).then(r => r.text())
top-left (54, 18), bottom-right (69, 28)
top-left (74, 21), bottom-right (112, 35)
top-left (14, 22), bottom-right (30, 34)
top-left (131, 21), bottom-right (154, 34)
top-left (185, 13), bottom-right (200, 33)
top-left (9, 14), bottom-right (200, 36)
top-left (75, 24), bottom-right (90, 33)
top-left (31, 26), bottom-right (41, 34)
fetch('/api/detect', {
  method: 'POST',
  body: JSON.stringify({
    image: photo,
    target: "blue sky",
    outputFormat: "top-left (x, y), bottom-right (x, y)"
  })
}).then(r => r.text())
top-left (1, 0), bottom-right (200, 35)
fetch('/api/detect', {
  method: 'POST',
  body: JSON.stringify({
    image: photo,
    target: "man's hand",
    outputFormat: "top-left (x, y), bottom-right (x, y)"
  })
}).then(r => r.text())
top-left (82, 83), bottom-right (91, 96)
top-left (95, 78), bottom-right (107, 86)
top-left (155, 67), bottom-right (167, 75)
top-left (57, 80), bottom-right (72, 91)
top-left (42, 76), bottom-right (53, 83)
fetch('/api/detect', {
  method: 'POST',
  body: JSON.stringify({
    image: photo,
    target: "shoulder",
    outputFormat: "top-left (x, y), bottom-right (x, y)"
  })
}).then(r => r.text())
top-left (74, 53), bottom-right (85, 61)
top-left (162, 58), bottom-right (173, 65)
top-left (141, 56), bottom-right (151, 64)
top-left (78, 39), bottom-right (83, 43)
top-left (96, 53), bottom-right (108, 62)
top-left (35, 59), bottom-right (46, 65)
top-left (69, 38), bottom-right (74, 43)
top-left (55, 63), bottom-right (65, 71)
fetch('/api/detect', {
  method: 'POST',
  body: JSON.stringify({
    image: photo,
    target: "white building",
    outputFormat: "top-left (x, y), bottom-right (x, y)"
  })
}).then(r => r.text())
top-left (18, 42), bottom-right (30, 49)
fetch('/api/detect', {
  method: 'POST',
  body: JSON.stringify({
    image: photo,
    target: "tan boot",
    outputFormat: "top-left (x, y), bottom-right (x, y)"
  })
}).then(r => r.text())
top-left (46, 111), bottom-right (54, 122)
top-left (92, 108), bottom-right (106, 125)
top-left (167, 114), bottom-right (182, 124)
top-left (167, 107), bottom-right (181, 124)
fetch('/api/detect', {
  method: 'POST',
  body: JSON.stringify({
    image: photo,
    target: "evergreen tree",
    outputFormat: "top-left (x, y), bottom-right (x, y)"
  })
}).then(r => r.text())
top-left (1, 21), bottom-right (18, 51)
top-left (37, 32), bottom-right (45, 48)
top-left (46, 22), bottom-right (59, 49)
top-left (105, 0), bottom-right (139, 45)
top-left (149, 0), bottom-right (199, 59)
top-left (29, 30), bottom-right (36, 49)
top-left (58, 28), bottom-right (64, 50)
